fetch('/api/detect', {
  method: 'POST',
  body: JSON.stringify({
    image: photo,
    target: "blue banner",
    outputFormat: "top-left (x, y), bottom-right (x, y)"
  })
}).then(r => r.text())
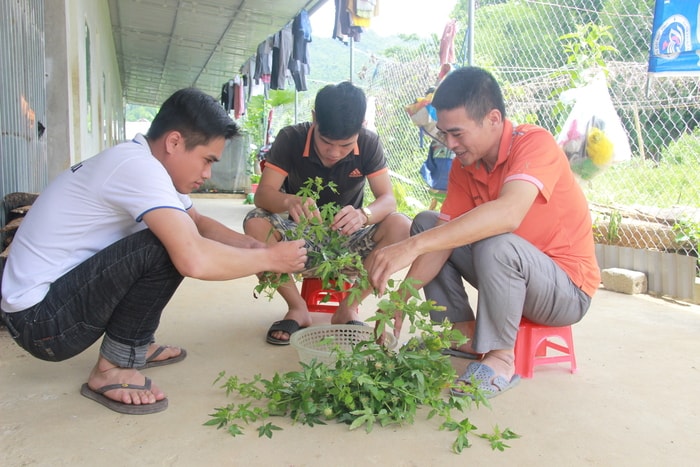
top-left (648, 0), bottom-right (700, 76)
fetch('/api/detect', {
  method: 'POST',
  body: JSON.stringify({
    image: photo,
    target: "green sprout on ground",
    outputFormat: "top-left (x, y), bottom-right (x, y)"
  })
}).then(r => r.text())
top-left (672, 217), bottom-right (700, 276)
top-left (607, 210), bottom-right (622, 245)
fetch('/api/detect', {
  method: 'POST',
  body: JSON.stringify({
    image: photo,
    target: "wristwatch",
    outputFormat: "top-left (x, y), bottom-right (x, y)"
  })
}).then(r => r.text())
top-left (361, 206), bottom-right (372, 225)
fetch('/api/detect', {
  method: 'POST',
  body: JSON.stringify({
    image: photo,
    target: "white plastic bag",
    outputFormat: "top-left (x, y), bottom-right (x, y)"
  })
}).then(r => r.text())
top-left (556, 73), bottom-right (631, 180)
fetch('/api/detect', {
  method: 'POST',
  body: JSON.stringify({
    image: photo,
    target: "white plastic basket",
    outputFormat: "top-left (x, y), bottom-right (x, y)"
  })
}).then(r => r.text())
top-left (290, 324), bottom-right (397, 365)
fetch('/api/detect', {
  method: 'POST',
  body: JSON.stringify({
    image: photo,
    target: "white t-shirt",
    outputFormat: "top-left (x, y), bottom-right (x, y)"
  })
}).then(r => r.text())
top-left (1, 134), bottom-right (191, 312)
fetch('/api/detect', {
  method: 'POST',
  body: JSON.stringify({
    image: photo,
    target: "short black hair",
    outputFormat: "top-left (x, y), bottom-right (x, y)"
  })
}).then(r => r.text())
top-left (314, 81), bottom-right (366, 140)
top-left (147, 87), bottom-right (239, 149)
top-left (432, 67), bottom-right (506, 120)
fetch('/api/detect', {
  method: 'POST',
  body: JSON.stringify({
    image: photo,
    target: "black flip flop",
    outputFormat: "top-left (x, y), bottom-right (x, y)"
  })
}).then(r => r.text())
top-left (140, 346), bottom-right (188, 369)
top-left (266, 319), bottom-right (303, 345)
top-left (345, 320), bottom-right (368, 326)
top-left (80, 377), bottom-right (168, 414)
top-left (440, 347), bottom-right (482, 360)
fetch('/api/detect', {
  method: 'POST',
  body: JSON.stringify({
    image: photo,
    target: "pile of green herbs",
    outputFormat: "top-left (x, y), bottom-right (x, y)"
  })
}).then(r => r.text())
top-left (208, 178), bottom-right (519, 453)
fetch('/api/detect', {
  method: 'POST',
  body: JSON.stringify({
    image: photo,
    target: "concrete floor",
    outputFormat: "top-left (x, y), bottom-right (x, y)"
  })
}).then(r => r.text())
top-left (1, 197), bottom-right (699, 466)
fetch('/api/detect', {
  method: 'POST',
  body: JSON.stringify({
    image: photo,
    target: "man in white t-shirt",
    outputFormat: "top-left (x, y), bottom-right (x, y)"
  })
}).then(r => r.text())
top-left (0, 88), bottom-right (307, 415)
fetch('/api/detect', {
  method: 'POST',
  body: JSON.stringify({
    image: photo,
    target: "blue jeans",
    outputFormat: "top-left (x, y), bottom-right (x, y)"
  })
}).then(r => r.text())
top-left (0, 229), bottom-right (183, 367)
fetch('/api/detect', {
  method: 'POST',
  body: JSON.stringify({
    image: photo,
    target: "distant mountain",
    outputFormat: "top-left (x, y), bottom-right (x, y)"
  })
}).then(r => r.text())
top-left (307, 29), bottom-right (424, 86)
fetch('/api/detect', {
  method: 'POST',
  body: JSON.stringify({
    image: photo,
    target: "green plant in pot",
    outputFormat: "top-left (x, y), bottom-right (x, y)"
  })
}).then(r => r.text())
top-left (245, 174), bottom-right (262, 200)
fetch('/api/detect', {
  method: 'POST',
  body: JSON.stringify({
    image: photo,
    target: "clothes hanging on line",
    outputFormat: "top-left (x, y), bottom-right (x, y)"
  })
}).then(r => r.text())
top-left (252, 9), bottom-right (312, 93)
top-left (290, 9), bottom-right (312, 91)
top-left (271, 25), bottom-right (294, 90)
top-left (273, 10), bottom-right (313, 92)
top-left (240, 56), bottom-right (266, 101)
top-left (220, 76), bottom-right (246, 119)
top-left (440, 19), bottom-right (457, 66)
top-left (354, 0), bottom-right (378, 19)
top-left (348, 0), bottom-right (378, 25)
top-left (254, 37), bottom-right (273, 85)
top-left (333, 0), bottom-right (364, 43)
top-left (221, 79), bottom-right (234, 113)
top-left (233, 76), bottom-right (245, 119)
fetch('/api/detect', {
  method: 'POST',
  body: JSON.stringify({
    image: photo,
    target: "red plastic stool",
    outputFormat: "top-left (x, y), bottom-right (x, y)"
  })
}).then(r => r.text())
top-left (300, 278), bottom-right (351, 313)
top-left (514, 317), bottom-right (577, 378)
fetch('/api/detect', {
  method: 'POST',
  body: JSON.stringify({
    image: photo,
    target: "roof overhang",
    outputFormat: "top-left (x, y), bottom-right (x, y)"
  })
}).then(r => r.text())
top-left (108, 0), bottom-right (327, 106)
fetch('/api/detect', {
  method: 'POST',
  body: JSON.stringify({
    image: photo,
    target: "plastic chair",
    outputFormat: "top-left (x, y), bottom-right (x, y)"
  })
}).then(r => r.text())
top-left (300, 278), bottom-right (351, 314)
top-left (514, 317), bottom-right (577, 378)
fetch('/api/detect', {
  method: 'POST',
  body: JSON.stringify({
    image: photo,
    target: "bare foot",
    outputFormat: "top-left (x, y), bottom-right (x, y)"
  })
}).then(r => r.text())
top-left (87, 356), bottom-right (166, 405)
top-left (479, 349), bottom-right (516, 380)
top-left (269, 307), bottom-right (312, 342)
top-left (453, 349), bottom-right (516, 396)
top-left (330, 304), bottom-right (360, 325)
top-left (449, 321), bottom-right (482, 357)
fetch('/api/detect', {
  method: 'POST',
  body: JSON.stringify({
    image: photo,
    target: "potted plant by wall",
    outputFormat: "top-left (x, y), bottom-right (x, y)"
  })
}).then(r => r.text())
top-left (240, 89), bottom-right (295, 191)
top-left (249, 173), bottom-right (261, 193)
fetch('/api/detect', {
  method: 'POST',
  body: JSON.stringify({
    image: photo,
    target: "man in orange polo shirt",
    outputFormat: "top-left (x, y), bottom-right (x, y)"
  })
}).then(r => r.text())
top-left (367, 67), bottom-right (600, 398)
top-left (244, 81), bottom-right (410, 345)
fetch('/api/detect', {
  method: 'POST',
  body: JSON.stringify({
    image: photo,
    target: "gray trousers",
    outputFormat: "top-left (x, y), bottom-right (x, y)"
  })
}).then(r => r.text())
top-left (413, 211), bottom-right (591, 353)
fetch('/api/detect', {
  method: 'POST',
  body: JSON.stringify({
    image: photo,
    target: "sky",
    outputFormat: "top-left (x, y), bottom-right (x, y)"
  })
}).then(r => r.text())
top-left (310, 0), bottom-right (459, 38)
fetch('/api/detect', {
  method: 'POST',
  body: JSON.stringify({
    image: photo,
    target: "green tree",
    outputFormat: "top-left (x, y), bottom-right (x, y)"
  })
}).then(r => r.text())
top-left (125, 104), bottom-right (157, 122)
top-left (452, 0), bottom-right (574, 82)
top-left (239, 89), bottom-right (296, 176)
top-left (599, 0), bottom-right (654, 62)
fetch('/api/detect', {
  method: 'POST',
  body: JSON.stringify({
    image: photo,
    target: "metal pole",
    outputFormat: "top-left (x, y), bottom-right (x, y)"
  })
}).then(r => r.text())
top-left (350, 36), bottom-right (354, 82)
top-left (467, 0), bottom-right (474, 65)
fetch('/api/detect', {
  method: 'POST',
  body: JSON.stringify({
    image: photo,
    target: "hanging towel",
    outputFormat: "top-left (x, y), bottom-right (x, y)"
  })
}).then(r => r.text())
top-left (291, 10), bottom-right (312, 92)
top-left (271, 25), bottom-right (293, 90)
top-left (440, 19), bottom-right (457, 66)
top-left (221, 79), bottom-right (234, 112)
top-left (334, 0), bottom-right (364, 42)
top-left (355, 0), bottom-right (378, 19)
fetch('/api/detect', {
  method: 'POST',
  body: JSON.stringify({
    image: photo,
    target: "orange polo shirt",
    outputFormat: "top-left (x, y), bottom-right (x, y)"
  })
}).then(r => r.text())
top-left (440, 120), bottom-right (600, 297)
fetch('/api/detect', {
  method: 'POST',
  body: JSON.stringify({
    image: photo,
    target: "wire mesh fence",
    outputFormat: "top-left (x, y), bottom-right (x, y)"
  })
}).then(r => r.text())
top-left (270, 0), bottom-right (699, 277)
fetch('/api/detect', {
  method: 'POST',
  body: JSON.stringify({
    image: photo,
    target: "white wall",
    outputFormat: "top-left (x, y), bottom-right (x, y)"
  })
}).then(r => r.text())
top-left (125, 121), bottom-right (152, 140)
top-left (45, 0), bottom-right (72, 182)
top-left (58, 0), bottom-right (123, 170)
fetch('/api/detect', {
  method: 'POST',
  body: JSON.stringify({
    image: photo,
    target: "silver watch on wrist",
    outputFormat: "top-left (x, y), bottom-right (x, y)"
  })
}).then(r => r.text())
top-left (361, 206), bottom-right (372, 225)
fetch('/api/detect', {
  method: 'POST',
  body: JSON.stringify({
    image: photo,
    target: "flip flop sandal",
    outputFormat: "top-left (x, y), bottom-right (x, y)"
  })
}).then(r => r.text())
top-left (440, 347), bottom-right (482, 360)
top-left (344, 320), bottom-right (368, 326)
top-left (266, 319), bottom-right (303, 345)
top-left (80, 377), bottom-right (168, 415)
top-left (450, 362), bottom-right (521, 399)
top-left (140, 346), bottom-right (188, 369)
top-left (403, 337), bottom-right (480, 359)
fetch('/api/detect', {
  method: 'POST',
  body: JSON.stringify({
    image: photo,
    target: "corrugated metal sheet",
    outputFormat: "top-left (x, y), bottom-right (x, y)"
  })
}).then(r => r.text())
top-left (596, 244), bottom-right (697, 300)
top-left (0, 0), bottom-right (48, 226)
top-left (109, 0), bottom-right (328, 107)
top-left (205, 134), bottom-right (250, 192)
